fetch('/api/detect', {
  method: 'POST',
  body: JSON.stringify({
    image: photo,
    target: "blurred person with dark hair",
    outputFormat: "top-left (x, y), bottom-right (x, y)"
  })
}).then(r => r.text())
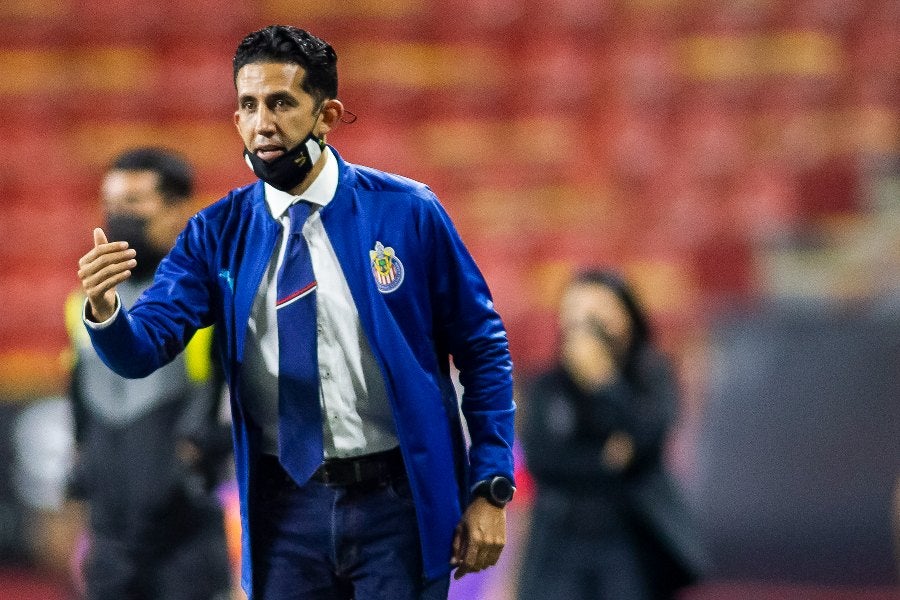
top-left (65, 147), bottom-right (232, 600)
top-left (75, 25), bottom-right (515, 600)
top-left (518, 270), bottom-right (705, 600)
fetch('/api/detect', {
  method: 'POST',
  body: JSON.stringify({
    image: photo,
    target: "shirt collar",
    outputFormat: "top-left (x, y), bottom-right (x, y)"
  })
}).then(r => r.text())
top-left (263, 146), bottom-right (338, 219)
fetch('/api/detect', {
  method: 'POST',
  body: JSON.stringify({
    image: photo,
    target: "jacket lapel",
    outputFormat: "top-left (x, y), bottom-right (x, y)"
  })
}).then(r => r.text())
top-left (233, 182), bottom-right (280, 362)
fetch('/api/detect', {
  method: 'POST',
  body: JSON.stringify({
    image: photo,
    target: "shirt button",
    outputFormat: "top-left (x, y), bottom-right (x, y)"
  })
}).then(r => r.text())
top-left (322, 369), bottom-right (331, 379)
top-left (316, 324), bottom-right (324, 334)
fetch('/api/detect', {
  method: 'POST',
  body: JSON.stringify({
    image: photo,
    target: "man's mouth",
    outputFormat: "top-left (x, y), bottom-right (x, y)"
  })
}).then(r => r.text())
top-left (255, 145), bottom-right (285, 162)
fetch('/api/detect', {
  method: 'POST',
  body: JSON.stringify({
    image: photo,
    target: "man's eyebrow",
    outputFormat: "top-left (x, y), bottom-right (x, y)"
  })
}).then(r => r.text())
top-left (266, 91), bottom-right (298, 104)
top-left (238, 91), bottom-right (298, 105)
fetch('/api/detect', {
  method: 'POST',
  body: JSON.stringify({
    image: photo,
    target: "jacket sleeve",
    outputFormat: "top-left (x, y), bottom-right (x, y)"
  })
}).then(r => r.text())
top-left (421, 194), bottom-right (515, 489)
top-left (86, 214), bottom-right (216, 379)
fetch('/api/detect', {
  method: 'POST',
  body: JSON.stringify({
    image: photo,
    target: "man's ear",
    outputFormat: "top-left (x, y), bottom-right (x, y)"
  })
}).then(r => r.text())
top-left (317, 99), bottom-right (345, 137)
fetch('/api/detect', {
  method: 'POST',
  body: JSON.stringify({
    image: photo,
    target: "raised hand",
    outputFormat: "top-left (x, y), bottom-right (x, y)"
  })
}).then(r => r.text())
top-left (77, 227), bottom-right (136, 322)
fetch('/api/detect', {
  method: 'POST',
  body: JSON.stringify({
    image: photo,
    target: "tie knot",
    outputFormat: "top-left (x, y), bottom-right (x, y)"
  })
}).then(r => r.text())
top-left (287, 201), bottom-right (313, 236)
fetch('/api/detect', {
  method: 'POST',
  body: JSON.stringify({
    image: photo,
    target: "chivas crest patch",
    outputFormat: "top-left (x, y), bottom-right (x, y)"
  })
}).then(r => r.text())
top-left (370, 241), bottom-right (404, 293)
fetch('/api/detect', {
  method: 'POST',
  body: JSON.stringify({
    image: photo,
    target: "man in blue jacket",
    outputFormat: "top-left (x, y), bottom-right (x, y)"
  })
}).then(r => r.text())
top-left (77, 25), bottom-right (515, 600)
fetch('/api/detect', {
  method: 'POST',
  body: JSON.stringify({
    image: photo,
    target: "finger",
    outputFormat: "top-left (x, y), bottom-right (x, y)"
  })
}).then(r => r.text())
top-left (81, 260), bottom-right (136, 295)
top-left (472, 548), bottom-right (492, 572)
top-left (94, 227), bottom-right (108, 247)
top-left (78, 252), bottom-right (137, 283)
top-left (79, 242), bottom-right (133, 268)
top-left (480, 545), bottom-right (503, 569)
top-left (469, 535), bottom-right (504, 572)
top-left (85, 268), bottom-right (132, 301)
top-left (452, 523), bottom-right (467, 564)
top-left (463, 536), bottom-right (480, 571)
top-left (78, 248), bottom-right (136, 278)
top-left (453, 565), bottom-right (476, 580)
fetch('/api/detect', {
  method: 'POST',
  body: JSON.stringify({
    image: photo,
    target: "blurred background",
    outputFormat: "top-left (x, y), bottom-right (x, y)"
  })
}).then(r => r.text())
top-left (0, 0), bottom-right (898, 598)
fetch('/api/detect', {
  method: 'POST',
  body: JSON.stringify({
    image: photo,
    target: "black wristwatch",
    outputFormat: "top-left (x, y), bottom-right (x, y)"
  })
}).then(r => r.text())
top-left (473, 476), bottom-right (515, 508)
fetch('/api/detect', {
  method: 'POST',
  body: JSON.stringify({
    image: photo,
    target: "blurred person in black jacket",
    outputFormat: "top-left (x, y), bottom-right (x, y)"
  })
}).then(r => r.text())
top-left (518, 270), bottom-right (705, 600)
top-left (64, 148), bottom-right (233, 600)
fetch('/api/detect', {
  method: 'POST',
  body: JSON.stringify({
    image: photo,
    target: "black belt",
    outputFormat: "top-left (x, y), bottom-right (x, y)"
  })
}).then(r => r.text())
top-left (311, 447), bottom-right (405, 487)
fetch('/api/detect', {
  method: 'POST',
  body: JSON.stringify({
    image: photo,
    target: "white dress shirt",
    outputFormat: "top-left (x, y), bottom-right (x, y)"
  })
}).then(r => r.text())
top-left (240, 148), bottom-right (398, 458)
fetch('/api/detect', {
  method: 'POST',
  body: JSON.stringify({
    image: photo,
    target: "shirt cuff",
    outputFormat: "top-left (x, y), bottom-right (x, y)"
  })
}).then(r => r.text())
top-left (82, 295), bottom-right (121, 330)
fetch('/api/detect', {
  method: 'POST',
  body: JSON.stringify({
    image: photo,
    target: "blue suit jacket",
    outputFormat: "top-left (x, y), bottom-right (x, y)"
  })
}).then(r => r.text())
top-left (87, 149), bottom-right (516, 591)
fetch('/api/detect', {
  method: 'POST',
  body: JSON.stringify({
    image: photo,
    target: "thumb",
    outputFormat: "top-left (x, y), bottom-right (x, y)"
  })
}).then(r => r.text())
top-left (93, 227), bottom-right (108, 247)
top-left (452, 521), bottom-right (467, 562)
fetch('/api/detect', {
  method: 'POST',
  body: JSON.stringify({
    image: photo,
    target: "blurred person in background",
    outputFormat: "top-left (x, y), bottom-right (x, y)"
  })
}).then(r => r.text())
top-left (64, 147), bottom-right (232, 600)
top-left (74, 25), bottom-right (515, 600)
top-left (518, 270), bottom-right (705, 600)
top-left (9, 395), bottom-right (80, 594)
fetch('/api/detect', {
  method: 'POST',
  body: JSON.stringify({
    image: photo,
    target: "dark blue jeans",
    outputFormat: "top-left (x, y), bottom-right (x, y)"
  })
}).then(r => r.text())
top-left (250, 456), bottom-right (450, 600)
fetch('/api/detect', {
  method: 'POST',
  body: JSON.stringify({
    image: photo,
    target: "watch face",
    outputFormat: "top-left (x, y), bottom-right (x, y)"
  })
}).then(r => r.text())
top-left (490, 477), bottom-right (514, 502)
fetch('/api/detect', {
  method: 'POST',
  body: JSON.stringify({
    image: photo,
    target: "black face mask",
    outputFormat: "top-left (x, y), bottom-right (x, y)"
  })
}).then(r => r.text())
top-left (105, 213), bottom-right (167, 281)
top-left (243, 133), bottom-right (326, 193)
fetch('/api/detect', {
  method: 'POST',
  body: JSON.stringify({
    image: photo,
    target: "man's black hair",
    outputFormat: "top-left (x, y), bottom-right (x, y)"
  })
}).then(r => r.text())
top-left (233, 25), bottom-right (338, 105)
top-left (109, 147), bottom-right (194, 203)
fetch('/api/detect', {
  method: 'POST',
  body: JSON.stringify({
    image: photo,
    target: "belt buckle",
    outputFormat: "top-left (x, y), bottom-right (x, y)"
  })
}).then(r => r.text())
top-left (315, 464), bottom-right (331, 485)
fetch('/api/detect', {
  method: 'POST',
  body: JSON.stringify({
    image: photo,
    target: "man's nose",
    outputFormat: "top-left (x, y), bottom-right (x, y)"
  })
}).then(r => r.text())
top-left (256, 106), bottom-right (277, 134)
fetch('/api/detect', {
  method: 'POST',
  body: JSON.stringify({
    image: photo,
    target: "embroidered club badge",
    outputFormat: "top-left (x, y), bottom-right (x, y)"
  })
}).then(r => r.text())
top-left (370, 241), bottom-right (404, 293)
